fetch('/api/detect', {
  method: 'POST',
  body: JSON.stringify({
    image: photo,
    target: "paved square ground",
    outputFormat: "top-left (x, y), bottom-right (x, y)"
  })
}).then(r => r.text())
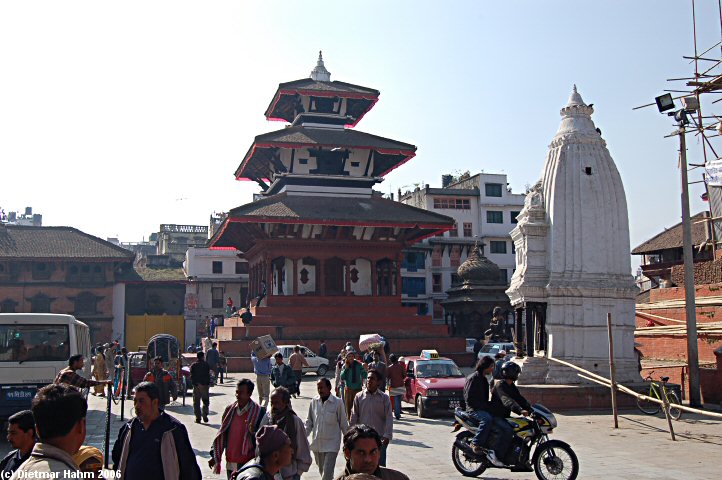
top-left (2, 375), bottom-right (720, 479)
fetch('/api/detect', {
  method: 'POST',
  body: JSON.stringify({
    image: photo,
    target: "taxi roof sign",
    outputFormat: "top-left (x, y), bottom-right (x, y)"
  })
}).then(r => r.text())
top-left (420, 349), bottom-right (439, 360)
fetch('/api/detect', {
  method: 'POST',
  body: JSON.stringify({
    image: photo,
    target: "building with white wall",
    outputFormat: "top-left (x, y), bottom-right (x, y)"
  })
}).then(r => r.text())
top-left (398, 172), bottom-right (525, 320)
top-left (183, 247), bottom-right (249, 344)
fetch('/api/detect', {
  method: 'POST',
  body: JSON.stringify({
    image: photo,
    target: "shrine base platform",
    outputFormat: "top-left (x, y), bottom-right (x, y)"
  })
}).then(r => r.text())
top-left (215, 295), bottom-right (471, 372)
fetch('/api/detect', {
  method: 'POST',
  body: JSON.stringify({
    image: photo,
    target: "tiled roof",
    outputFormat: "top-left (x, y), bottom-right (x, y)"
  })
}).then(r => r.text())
top-left (275, 78), bottom-right (379, 95)
top-left (236, 126), bottom-right (416, 180)
top-left (227, 193), bottom-right (452, 225)
top-left (631, 212), bottom-right (709, 254)
top-left (0, 225), bottom-right (135, 260)
top-left (254, 126), bottom-right (415, 151)
top-left (210, 193), bottom-right (454, 250)
top-left (264, 79), bottom-right (380, 124)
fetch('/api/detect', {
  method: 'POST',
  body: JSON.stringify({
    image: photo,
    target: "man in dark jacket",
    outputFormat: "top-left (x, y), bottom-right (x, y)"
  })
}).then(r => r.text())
top-left (0, 410), bottom-right (35, 475)
top-left (489, 362), bottom-right (532, 464)
top-left (232, 425), bottom-right (293, 480)
top-left (112, 381), bottom-right (201, 480)
top-left (191, 351), bottom-right (212, 423)
top-left (463, 357), bottom-right (502, 466)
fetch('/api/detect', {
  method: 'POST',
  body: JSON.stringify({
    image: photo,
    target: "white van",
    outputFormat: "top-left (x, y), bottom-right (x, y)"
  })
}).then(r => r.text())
top-left (0, 314), bottom-right (91, 419)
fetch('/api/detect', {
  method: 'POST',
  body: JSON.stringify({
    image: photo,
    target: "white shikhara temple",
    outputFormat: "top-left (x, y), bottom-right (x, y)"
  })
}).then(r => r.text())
top-left (506, 86), bottom-right (640, 384)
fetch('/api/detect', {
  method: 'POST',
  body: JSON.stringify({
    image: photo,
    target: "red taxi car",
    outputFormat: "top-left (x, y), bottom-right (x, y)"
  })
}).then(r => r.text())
top-left (402, 350), bottom-right (466, 418)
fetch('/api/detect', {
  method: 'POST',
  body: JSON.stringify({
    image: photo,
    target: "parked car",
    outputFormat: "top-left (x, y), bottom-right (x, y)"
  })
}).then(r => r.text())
top-left (477, 342), bottom-right (516, 360)
top-left (276, 345), bottom-right (329, 376)
top-left (402, 350), bottom-right (466, 418)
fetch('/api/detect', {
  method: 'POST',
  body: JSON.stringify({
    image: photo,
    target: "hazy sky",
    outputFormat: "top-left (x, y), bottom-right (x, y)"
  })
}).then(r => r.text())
top-left (2, 1), bottom-right (720, 272)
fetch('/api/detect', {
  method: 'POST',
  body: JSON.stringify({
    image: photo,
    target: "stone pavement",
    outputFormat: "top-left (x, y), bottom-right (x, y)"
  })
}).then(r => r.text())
top-left (1, 376), bottom-right (720, 479)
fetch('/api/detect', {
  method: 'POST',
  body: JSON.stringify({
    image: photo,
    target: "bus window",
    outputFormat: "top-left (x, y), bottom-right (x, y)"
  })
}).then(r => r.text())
top-left (0, 325), bottom-right (70, 362)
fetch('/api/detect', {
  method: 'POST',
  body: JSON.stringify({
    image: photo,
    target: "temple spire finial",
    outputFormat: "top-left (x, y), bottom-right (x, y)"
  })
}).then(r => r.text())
top-left (566, 84), bottom-right (586, 107)
top-left (310, 50), bottom-right (331, 82)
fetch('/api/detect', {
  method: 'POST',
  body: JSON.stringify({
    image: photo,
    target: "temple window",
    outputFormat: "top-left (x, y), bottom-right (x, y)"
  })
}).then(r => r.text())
top-left (32, 262), bottom-right (51, 280)
top-left (28, 293), bottom-right (53, 313)
top-left (490, 241), bottom-right (507, 254)
top-left (463, 223), bottom-right (473, 237)
top-left (235, 262), bottom-right (248, 274)
top-left (511, 211), bottom-right (520, 224)
top-left (449, 223), bottom-right (459, 238)
top-left (485, 183), bottom-right (503, 197)
top-left (73, 292), bottom-right (100, 316)
top-left (486, 211), bottom-right (503, 224)
top-left (212, 261), bottom-right (223, 274)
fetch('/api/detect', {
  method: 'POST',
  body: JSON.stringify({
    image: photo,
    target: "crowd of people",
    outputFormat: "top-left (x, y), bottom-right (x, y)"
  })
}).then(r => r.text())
top-left (2, 339), bottom-right (413, 480)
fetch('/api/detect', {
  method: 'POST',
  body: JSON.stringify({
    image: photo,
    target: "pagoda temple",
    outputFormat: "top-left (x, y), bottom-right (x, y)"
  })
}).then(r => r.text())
top-left (210, 53), bottom-right (468, 368)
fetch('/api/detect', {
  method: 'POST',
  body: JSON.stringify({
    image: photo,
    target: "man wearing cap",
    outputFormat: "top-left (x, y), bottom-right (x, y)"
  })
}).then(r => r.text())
top-left (232, 425), bottom-right (294, 480)
top-left (267, 387), bottom-right (312, 480)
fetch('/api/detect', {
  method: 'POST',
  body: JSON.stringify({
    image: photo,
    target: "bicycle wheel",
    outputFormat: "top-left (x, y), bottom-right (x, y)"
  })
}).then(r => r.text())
top-left (667, 391), bottom-right (682, 420)
top-left (636, 387), bottom-right (660, 415)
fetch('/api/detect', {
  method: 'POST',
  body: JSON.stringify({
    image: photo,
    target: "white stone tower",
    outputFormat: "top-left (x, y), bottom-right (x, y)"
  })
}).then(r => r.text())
top-left (507, 86), bottom-right (639, 384)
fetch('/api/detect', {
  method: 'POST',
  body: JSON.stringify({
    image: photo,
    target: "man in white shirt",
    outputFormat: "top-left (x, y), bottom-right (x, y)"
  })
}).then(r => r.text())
top-left (305, 378), bottom-right (349, 480)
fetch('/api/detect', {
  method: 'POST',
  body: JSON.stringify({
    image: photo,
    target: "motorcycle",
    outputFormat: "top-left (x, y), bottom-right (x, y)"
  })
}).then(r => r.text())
top-left (451, 404), bottom-right (579, 480)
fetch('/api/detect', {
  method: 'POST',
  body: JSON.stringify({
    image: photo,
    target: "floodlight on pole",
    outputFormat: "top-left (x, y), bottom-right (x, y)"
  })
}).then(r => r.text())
top-left (658, 95), bottom-right (702, 408)
top-left (655, 93), bottom-right (675, 113)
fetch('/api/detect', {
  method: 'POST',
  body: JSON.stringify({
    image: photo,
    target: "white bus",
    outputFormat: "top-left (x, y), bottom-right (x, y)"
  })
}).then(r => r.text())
top-left (0, 314), bottom-right (91, 419)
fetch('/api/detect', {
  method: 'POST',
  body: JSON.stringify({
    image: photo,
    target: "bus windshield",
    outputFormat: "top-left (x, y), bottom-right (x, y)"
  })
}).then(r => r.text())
top-left (0, 325), bottom-right (70, 362)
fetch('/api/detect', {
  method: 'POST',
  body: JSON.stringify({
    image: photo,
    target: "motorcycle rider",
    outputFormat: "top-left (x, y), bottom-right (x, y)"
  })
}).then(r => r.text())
top-left (463, 356), bottom-right (504, 467)
top-left (489, 361), bottom-right (533, 470)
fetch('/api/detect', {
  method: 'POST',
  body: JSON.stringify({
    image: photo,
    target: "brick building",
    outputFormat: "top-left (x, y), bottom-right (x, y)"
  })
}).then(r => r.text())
top-left (0, 224), bottom-right (134, 345)
top-left (633, 213), bottom-right (722, 403)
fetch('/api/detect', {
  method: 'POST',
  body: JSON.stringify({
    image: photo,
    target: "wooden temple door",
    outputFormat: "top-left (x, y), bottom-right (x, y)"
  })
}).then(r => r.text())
top-left (324, 257), bottom-right (345, 296)
top-left (376, 259), bottom-right (396, 296)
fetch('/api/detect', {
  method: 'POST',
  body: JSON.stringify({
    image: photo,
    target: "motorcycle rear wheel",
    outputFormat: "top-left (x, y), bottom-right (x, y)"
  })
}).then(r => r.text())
top-left (533, 440), bottom-right (578, 480)
top-left (451, 431), bottom-right (487, 477)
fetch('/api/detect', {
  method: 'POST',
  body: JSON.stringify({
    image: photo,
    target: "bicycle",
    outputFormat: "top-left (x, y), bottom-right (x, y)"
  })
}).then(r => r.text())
top-left (636, 371), bottom-right (682, 420)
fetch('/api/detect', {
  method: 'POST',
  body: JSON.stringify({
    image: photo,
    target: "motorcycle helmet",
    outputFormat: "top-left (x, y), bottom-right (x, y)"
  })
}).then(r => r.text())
top-left (500, 361), bottom-right (521, 381)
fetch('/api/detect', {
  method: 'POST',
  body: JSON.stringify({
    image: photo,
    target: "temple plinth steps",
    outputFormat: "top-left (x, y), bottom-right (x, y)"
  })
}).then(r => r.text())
top-left (218, 295), bottom-right (468, 373)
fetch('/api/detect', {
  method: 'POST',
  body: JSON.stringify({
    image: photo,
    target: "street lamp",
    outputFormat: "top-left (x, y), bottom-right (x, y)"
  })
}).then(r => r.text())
top-left (655, 93), bottom-right (702, 407)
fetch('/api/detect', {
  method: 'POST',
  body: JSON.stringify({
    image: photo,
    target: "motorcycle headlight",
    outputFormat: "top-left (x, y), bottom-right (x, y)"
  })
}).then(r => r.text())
top-left (426, 389), bottom-right (439, 396)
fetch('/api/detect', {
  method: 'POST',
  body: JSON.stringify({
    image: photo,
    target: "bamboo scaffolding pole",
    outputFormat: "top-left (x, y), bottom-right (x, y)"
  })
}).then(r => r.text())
top-left (545, 356), bottom-right (722, 420)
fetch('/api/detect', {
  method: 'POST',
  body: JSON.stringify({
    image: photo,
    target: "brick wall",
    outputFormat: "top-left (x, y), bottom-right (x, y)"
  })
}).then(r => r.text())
top-left (635, 334), bottom-right (721, 363)
top-left (670, 258), bottom-right (722, 287)
top-left (0, 260), bottom-right (118, 345)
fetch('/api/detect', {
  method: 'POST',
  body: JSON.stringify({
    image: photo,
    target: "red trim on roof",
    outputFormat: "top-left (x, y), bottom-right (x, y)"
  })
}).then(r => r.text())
top-left (224, 216), bottom-right (450, 229)
top-left (208, 246), bottom-right (237, 250)
top-left (378, 152), bottom-right (416, 177)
